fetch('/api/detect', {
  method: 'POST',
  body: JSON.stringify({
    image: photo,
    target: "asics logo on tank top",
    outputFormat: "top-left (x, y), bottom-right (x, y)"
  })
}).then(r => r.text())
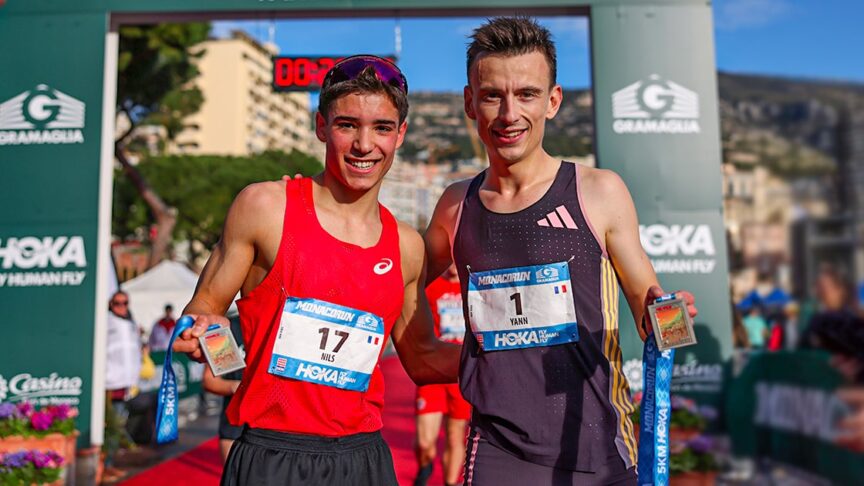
top-left (537, 205), bottom-right (578, 230)
top-left (373, 258), bottom-right (393, 275)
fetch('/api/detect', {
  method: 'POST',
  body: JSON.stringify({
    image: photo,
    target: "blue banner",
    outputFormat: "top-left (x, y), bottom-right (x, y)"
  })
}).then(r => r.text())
top-left (476, 322), bottom-right (579, 351)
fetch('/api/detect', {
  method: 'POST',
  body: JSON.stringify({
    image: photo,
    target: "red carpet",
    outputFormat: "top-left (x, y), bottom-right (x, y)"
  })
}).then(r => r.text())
top-left (120, 437), bottom-right (222, 486)
top-left (121, 356), bottom-right (446, 486)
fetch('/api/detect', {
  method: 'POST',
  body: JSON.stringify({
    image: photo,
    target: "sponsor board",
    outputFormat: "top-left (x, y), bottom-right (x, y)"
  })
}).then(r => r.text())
top-left (639, 224), bottom-right (716, 274)
top-left (753, 382), bottom-right (849, 441)
top-left (0, 235), bottom-right (87, 287)
top-left (623, 357), bottom-right (723, 395)
top-left (0, 372), bottom-right (83, 406)
top-left (0, 84), bottom-right (85, 146)
top-left (611, 75), bottom-right (700, 134)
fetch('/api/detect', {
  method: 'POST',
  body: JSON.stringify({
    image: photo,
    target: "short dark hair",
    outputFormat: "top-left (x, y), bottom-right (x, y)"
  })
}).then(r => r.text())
top-left (318, 66), bottom-right (409, 124)
top-left (466, 16), bottom-right (557, 87)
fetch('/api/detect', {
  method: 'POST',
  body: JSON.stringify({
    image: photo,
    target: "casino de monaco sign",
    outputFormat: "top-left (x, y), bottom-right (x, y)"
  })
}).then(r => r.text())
top-left (0, 84), bottom-right (86, 146)
top-left (611, 74), bottom-right (701, 135)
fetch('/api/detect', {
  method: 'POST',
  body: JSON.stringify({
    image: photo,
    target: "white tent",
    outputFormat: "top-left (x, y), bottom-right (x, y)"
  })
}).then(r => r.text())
top-left (122, 260), bottom-right (199, 335)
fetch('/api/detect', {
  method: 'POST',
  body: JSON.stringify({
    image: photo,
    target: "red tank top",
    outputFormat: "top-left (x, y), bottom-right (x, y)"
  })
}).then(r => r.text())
top-left (226, 178), bottom-right (404, 436)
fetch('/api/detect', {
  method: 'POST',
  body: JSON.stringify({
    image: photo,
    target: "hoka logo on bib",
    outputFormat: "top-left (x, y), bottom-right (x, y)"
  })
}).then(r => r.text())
top-left (482, 323), bottom-right (578, 351)
top-left (296, 362), bottom-right (341, 384)
top-left (495, 330), bottom-right (541, 347)
top-left (0, 85), bottom-right (85, 145)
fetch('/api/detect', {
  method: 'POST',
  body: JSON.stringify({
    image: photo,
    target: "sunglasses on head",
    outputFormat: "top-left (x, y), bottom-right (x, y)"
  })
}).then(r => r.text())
top-left (111, 300), bottom-right (128, 306)
top-left (323, 55), bottom-right (408, 94)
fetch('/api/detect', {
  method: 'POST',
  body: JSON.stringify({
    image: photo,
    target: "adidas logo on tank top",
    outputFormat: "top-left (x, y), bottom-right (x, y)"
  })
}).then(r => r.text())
top-left (536, 205), bottom-right (578, 230)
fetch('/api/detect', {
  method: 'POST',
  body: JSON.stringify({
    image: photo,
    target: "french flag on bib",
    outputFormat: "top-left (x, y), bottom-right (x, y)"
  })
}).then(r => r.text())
top-left (554, 284), bottom-right (568, 294)
top-left (367, 335), bottom-right (380, 345)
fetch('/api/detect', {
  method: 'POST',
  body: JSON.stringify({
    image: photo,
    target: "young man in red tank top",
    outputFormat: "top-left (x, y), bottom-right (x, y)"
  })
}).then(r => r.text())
top-left (173, 56), bottom-right (460, 486)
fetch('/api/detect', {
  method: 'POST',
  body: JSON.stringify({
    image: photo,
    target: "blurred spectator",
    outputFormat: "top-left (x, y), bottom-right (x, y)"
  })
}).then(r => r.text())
top-left (800, 266), bottom-right (864, 374)
top-left (148, 304), bottom-right (176, 351)
top-left (836, 387), bottom-right (864, 453)
top-left (782, 302), bottom-right (800, 350)
top-left (104, 290), bottom-right (142, 480)
top-left (731, 303), bottom-right (751, 349)
top-left (742, 306), bottom-right (768, 349)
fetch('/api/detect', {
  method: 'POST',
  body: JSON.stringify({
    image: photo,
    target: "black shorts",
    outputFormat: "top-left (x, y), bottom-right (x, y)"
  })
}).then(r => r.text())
top-left (221, 427), bottom-right (398, 486)
top-left (463, 429), bottom-right (636, 486)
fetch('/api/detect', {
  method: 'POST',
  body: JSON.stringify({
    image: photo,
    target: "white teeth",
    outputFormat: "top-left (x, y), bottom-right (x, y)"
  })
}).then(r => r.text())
top-left (348, 160), bottom-right (374, 169)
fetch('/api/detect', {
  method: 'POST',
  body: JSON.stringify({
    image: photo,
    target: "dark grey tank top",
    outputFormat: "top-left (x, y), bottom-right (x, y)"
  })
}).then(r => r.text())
top-left (454, 161), bottom-right (636, 472)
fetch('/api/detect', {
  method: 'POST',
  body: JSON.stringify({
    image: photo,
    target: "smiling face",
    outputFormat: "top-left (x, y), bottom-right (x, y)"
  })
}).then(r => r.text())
top-left (465, 50), bottom-right (562, 167)
top-left (316, 91), bottom-right (407, 195)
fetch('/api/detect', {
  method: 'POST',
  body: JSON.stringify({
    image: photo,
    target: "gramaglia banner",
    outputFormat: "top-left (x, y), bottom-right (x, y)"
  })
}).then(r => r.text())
top-left (591, 5), bottom-right (733, 413)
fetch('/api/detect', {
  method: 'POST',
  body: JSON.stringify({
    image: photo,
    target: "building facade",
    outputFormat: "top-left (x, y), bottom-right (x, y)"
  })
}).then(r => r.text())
top-left (172, 30), bottom-right (315, 157)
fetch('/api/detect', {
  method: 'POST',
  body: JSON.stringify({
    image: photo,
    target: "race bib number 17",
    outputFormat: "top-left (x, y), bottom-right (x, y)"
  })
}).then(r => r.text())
top-left (268, 297), bottom-right (385, 392)
top-left (467, 261), bottom-right (579, 351)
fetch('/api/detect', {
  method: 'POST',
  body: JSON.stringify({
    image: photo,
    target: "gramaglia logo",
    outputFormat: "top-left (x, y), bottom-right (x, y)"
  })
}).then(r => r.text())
top-left (0, 373), bottom-right (83, 405)
top-left (0, 84), bottom-right (85, 145)
top-left (355, 314), bottom-right (380, 331)
top-left (0, 236), bottom-right (87, 287)
top-left (611, 75), bottom-right (700, 134)
top-left (535, 266), bottom-right (560, 283)
top-left (373, 258), bottom-right (393, 275)
top-left (639, 224), bottom-right (716, 274)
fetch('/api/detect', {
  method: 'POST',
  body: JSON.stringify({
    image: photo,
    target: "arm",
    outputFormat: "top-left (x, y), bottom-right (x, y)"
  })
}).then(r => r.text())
top-left (582, 168), bottom-right (696, 340)
top-left (173, 183), bottom-right (277, 360)
top-left (202, 365), bottom-right (241, 397)
top-left (391, 224), bottom-right (461, 385)
top-left (423, 180), bottom-right (470, 286)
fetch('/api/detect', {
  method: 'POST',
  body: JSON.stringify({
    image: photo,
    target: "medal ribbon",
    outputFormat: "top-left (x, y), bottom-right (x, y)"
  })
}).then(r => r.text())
top-left (155, 316), bottom-right (218, 444)
top-left (637, 333), bottom-right (675, 486)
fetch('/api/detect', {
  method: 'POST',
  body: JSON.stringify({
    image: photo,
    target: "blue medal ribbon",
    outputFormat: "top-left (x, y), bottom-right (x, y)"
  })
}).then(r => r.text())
top-left (155, 316), bottom-right (219, 444)
top-left (637, 333), bottom-right (675, 486)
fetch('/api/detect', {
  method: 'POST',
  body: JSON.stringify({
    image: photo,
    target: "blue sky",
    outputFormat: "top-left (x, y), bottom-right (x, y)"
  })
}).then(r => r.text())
top-left (213, 0), bottom-right (864, 92)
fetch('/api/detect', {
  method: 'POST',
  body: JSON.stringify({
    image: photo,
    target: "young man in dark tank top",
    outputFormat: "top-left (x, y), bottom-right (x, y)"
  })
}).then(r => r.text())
top-left (424, 17), bottom-right (698, 485)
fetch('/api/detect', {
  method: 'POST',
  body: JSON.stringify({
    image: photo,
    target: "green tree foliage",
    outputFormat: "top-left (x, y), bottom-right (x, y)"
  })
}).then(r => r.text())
top-left (116, 23), bottom-right (210, 140)
top-left (114, 23), bottom-right (210, 266)
top-left (113, 150), bottom-right (322, 249)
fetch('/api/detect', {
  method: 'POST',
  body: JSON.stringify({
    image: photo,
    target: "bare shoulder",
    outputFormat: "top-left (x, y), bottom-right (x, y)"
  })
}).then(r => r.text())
top-left (579, 166), bottom-right (630, 200)
top-left (438, 178), bottom-right (472, 211)
top-left (224, 180), bottom-right (286, 243)
top-left (578, 166), bottom-right (638, 242)
top-left (429, 177), bottom-right (472, 228)
top-left (233, 180), bottom-right (286, 212)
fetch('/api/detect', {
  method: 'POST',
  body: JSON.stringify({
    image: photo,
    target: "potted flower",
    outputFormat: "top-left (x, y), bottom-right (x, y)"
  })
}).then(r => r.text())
top-left (629, 394), bottom-right (719, 485)
top-left (0, 402), bottom-right (79, 481)
top-left (670, 435), bottom-right (719, 485)
top-left (0, 450), bottom-right (65, 486)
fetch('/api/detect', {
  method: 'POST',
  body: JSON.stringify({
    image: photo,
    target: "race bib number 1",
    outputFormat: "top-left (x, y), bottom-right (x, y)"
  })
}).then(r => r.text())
top-left (268, 297), bottom-right (385, 392)
top-left (467, 261), bottom-right (579, 351)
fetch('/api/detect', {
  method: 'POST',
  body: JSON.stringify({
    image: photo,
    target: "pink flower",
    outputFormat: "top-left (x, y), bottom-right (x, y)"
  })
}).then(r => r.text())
top-left (16, 402), bottom-right (33, 417)
top-left (49, 404), bottom-right (71, 420)
top-left (30, 411), bottom-right (53, 431)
